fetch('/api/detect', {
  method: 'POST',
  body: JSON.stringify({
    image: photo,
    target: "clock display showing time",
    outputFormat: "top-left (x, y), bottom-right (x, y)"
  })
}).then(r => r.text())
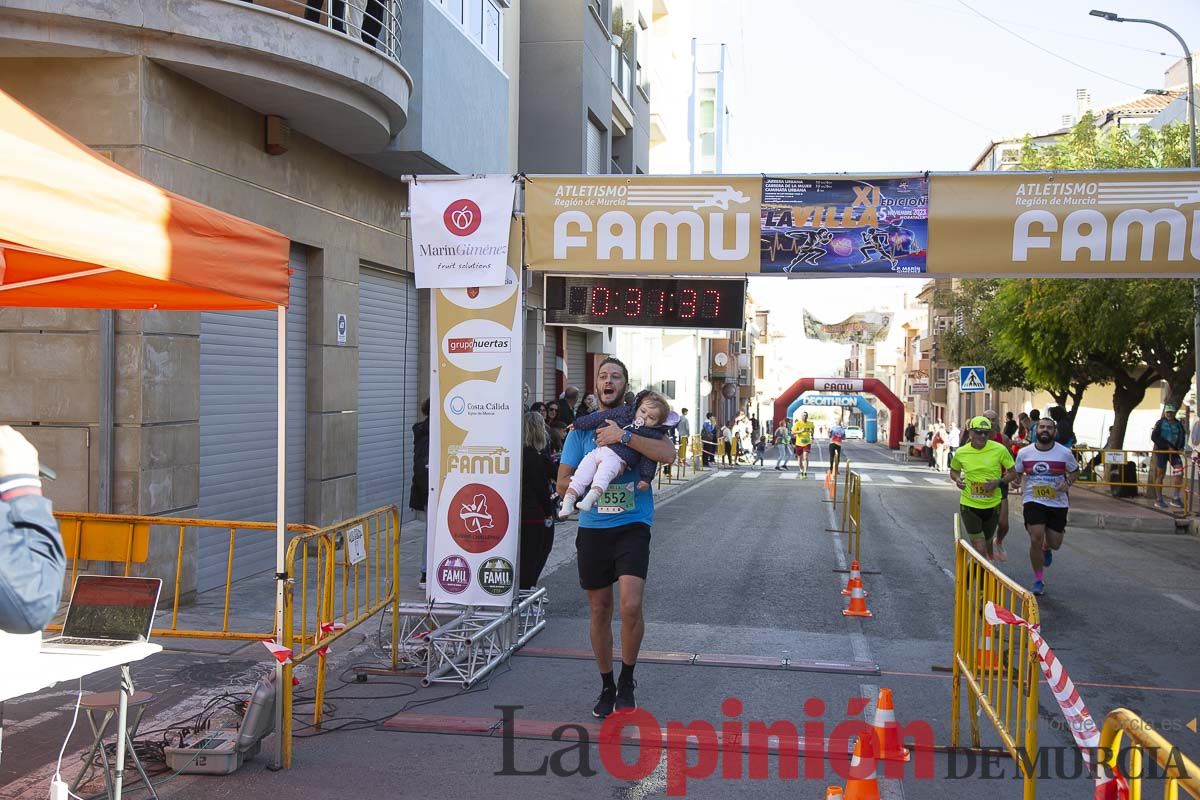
top-left (545, 276), bottom-right (746, 330)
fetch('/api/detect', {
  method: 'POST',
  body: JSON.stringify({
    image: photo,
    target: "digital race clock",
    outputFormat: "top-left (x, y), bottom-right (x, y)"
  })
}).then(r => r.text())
top-left (544, 276), bottom-right (746, 330)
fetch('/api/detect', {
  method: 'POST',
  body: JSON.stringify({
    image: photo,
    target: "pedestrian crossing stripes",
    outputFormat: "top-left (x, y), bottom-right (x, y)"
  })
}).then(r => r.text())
top-left (888, 475), bottom-right (912, 484)
top-left (925, 477), bottom-right (948, 485)
top-left (742, 472), bottom-right (761, 478)
top-left (780, 473), bottom-right (799, 480)
top-left (715, 471), bottom-right (733, 477)
top-left (857, 473), bottom-right (873, 482)
top-left (702, 469), bottom-right (956, 488)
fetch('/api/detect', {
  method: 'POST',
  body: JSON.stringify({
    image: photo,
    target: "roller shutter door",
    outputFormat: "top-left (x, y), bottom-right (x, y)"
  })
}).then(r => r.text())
top-left (567, 329), bottom-right (588, 389)
top-left (542, 326), bottom-right (558, 402)
top-left (358, 268), bottom-right (419, 515)
top-left (197, 244), bottom-right (307, 591)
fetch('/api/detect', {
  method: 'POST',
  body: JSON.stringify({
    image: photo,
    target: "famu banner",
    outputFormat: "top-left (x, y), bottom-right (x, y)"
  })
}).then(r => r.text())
top-left (928, 171), bottom-right (1200, 274)
top-left (428, 225), bottom-right (523, 605)
top-left (524, 175), bottom-right (761, 274)
top-left (802, 310), bottom-right (893, 344)
top-left (411, 175), bottom-right (515, 289)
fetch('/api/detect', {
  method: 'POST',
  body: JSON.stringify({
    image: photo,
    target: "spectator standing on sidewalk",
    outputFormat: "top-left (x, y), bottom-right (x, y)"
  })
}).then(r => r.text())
top-left (520, 412), bottom-right (557, 590)
top-left (1151, 404), bottom-right (1186, 509)
top-left (409, 399), bottom-right (430, 588)
top-left (1003, 411), bottom-right (1019, 439)
top-left (701, 413), bottom-right (717, 466)
top-left (556, 386), bottom-right (580, 426)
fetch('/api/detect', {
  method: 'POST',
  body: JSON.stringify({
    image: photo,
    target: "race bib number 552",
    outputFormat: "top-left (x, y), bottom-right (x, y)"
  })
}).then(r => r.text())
top-left (596, 484), bottom-right (636, 514)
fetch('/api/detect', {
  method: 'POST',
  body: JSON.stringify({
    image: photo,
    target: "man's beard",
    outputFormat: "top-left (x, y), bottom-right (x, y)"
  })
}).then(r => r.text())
top-left (598, 385), bottom-right (624, 409)
top-left (1036, 432), bottom-right (1054, 444)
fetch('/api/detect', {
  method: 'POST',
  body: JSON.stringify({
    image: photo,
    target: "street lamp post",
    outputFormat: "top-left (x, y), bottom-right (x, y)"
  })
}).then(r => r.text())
top-left (1090, 10), bottom-right (1200, 419)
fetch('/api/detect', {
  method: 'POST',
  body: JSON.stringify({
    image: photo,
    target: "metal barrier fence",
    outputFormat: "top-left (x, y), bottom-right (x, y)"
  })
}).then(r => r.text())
top-left (1071, 447), bottom-right (1192, 512)
top-left (1098, 708), bottom-right (1200, 799)
top-left (846, 471), bottom-right (863, 563)
top-left (950, 516), bottom-right (1041, 800)
top-left (280, 505), bottom-right (400, 768)
top-left (52, 511), bottom-right (316, 641)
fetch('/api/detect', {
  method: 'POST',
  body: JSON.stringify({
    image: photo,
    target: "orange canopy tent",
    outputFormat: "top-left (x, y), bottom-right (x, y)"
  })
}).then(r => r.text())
top-left (0, 88), bottom-right (292, 766)
top-left (0, 87), bottom-right (289, 310)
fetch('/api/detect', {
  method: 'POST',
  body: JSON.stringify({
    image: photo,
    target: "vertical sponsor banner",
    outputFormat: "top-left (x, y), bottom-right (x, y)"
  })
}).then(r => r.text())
top-left (411, 175), bottom-right (516, 289)
top-left (928, 171), bottom-right (1200, 274)
top-left (428, 222), bottom-right (523, 605)
top-left (523, 176), bottom-right (761, 274)
top-left (761, 176), bottom-right (928, 274)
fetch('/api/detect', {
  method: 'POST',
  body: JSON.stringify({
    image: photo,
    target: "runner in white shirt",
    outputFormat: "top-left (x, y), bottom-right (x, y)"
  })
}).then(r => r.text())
top-left (1001, 417), bottom-right (1079, 597)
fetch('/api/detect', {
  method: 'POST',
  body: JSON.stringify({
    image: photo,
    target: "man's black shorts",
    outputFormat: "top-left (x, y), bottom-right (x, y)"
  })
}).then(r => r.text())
top-left (576, 522), bottom-right (651, 590)
top-left (1023, 502), bottom-right (1068, 532)
top-left (959, 504), bottom-right (1001, 540)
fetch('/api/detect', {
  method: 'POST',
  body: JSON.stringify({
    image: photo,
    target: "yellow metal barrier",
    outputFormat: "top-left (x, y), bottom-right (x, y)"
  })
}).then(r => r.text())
top-left (280, 505), bottom-right (400, 768)
top-left (1072, 448), bottom-right (1192, 512)
top-left (50, 511), bottom-right (315, 641)
top-left (690, 434), bottom-right (705, 471)
top-left (950, 516), bottom-right (1041, 800)
top-left (1098, 708), bottom-right (1200, 799)
top-left (846, 471), bottom-right (862, 563)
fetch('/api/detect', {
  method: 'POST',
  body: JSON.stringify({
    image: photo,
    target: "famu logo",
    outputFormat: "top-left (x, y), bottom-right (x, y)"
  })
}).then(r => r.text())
top-left (447, 337), bottom-right (511, 354)
top-left (1012, 180), bottom-right (1200, 264)
top-left (446, 445), bottom-right (511, 475)
top-left (479, 558), bottom-right (514, 596)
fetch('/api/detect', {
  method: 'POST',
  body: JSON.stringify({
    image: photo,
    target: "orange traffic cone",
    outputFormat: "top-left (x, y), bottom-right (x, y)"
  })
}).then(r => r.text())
top-left (825, 788), bottom-right (844, 799)
top-left (976, 630), bottom-right (1002, 670)
top-left (842, 581), bottom-right (872, 618)
top-left (842, 560), bottom-right (868, 597)
top-left (843, 737), bottom-right (880, 800)
top-left (870, 688), bottom-right (911, 762)
top-left (824, 469), bottom-right (835, 499)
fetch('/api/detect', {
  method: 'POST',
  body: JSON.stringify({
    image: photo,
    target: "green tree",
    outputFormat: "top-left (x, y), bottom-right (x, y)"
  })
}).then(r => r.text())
top-left (939, 116), bottom-right (1194, 448)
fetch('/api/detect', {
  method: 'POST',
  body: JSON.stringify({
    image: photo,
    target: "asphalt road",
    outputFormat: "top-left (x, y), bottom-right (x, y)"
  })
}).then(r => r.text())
top-left (5, 438), bottom-right (1199, 799)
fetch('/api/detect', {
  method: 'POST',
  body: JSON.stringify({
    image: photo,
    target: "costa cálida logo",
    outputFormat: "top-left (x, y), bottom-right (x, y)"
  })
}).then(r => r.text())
top-left (447, 336), bottom-right (511, 354)
top-left (443, 198), bottom-right (482, 237)
top-left (447, 483), bottom-right (509, 553)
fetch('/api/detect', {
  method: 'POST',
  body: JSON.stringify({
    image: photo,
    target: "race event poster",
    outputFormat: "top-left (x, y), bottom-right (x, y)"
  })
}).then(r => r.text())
top-left (427, 223), bottom-right (523, 606)
top-left (760, 176), bottom-right (928, 274)
top-left (802, 310), bottom-right (893, 344)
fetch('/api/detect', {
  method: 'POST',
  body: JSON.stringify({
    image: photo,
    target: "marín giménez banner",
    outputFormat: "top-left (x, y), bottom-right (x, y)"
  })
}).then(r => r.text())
top-left (411, 175), bottom-right (515, 289)
top-left (761, 176), bottom-right (928, 274)
top-left (802, 310), bottom-right (893, 344)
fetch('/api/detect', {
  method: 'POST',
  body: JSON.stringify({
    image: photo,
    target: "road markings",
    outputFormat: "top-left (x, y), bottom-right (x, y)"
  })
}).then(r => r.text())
top-left (714, 470), bottom-right (733, 478)
top-left (888, 475), bottom-right (912, 484)
top-left (780, 473), bottom-right (799, 480)
top-left (857, 472), bottom-right (873, 482)
top-left (1165, 593), bottom-right (1200, 612)
top-left (925, 477), bottom-right (948, 486)
top-left (743, 471), bottom-right (761, 478)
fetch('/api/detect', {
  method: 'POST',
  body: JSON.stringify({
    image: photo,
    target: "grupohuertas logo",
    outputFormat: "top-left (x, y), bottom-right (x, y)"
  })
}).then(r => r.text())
top-left (447, 336), bottom-right (511, 354)
top-left (479, 558), bottom-right (514, 596)
top-left (1012, 179), bottom-right (1200, 264)
top-left (443, 198), bottom-right (482, 237)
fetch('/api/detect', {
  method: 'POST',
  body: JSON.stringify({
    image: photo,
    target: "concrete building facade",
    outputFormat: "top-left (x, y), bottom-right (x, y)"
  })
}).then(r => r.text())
top-left (0, 0), bottom-right (513, 594)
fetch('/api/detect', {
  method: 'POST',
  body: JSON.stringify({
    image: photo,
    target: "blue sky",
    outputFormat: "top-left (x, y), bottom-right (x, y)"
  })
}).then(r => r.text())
top-left (696, 0), bottom-right (1200, 172)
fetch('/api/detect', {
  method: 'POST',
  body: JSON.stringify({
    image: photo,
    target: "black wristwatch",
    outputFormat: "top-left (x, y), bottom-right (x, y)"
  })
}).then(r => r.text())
top-left (620, 430), bottom-right (633, 446)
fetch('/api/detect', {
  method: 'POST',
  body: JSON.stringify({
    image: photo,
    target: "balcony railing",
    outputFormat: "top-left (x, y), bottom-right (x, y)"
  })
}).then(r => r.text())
top-left (254, 0), bottom-right (404, 62)
top-left (610, 43), bottom-right (632, 101)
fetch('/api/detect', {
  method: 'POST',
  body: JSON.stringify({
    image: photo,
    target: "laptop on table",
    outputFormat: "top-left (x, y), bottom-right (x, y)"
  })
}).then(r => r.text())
top-left (41, 576), bottom-right (162, 656)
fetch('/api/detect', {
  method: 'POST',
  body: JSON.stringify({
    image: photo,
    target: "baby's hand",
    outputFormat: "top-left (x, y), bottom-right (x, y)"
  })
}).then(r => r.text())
top-left (637, 481), bottom-right (651, 490)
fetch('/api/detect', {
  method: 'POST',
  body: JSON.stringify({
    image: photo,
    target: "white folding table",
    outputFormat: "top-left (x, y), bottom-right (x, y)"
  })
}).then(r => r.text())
top-left (1, 642), bottom-right (162, 800)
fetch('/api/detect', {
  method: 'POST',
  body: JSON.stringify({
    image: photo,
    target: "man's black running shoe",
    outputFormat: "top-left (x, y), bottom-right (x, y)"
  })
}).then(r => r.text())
top-left (615, 680), bottom-right (637, 713)
top-left (593, 686), bottom-right (616, 718)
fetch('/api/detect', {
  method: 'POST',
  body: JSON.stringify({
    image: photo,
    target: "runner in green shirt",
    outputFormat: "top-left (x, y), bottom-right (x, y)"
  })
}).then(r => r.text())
top-left (949, 416), bottom-right (1015, 559)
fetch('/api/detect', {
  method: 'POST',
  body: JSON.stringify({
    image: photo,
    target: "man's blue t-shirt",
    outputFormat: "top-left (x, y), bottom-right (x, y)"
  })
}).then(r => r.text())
top-left (560, 429), bottom-right (654, 529)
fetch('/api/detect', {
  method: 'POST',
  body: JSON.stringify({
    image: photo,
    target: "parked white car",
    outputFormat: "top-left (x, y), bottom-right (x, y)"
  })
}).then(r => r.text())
top-left (844, 425), bottom-right (864, 440)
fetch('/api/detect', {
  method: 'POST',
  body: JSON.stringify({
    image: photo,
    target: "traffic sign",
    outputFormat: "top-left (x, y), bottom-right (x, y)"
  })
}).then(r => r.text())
top-left (959, 366), bottom-right (987, 392)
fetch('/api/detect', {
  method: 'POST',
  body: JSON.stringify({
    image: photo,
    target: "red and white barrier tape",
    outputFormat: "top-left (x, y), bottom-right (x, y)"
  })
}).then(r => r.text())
top-left (983, 602), bottom-right (1128, 799)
